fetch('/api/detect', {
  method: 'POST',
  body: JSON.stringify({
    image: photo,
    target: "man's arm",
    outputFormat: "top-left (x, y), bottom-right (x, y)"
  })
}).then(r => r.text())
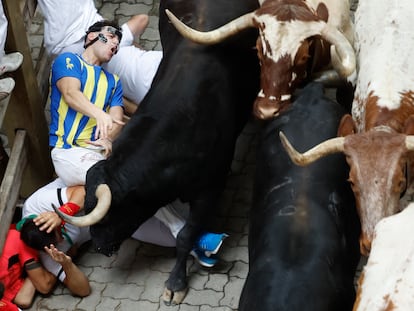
top-left (44, 245), bottom-right (91, 297)
top-left (24, 243), bottom-right (90, 297)
top-left (123, 96), bottom-right (138, 116)
top-left (24, 260), bottom-right (57, 294)
top-left (86, 105), bottom-right (124, 156)
top-left (108, 105), bottom-right (124, 141)
top-left (34, 185), bottom-right (86, 233)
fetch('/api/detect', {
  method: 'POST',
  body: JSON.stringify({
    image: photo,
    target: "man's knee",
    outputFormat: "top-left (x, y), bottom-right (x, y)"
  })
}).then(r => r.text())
top-left (14, 287), bottom-right (36, 309)
top-left (14, 297), bottom-right (33, 310)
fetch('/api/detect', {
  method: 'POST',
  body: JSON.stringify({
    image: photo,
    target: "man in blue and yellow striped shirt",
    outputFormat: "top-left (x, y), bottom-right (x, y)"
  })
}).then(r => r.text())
top-left (49, 20), bottom-right (125, 186)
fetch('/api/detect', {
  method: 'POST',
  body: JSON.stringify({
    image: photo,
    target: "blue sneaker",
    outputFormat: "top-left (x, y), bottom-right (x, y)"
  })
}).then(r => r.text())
top-left (190, 248), bottom-right (218, 268)
top-left (196, 232), bottom-right (229, 257)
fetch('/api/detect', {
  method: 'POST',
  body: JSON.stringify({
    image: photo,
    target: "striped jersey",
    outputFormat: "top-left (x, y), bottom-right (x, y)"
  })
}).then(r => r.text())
top-left (49, 52), bottom-right (123, 148)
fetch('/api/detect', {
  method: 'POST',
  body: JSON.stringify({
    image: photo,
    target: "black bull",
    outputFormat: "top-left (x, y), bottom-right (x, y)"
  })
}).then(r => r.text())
top-left (239, 82), bottom-right (360, 311)
top-left (83, 0), bottom-right (260, 305)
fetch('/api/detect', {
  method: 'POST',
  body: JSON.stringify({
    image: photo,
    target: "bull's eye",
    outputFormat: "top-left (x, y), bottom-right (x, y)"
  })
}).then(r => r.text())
top-left (295, 53), bottom-right (309, 67)
top-left (294, 41), bottom-right (310, 67)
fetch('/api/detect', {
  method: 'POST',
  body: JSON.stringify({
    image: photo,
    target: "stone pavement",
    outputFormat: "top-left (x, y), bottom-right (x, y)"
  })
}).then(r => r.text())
top-left (26, 1), bottom-right (257, 310)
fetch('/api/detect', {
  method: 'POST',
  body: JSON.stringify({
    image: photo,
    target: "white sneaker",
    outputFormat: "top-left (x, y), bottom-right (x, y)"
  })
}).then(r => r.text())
top-left (0, 77), bottom-right (15, 101)
top-left (0, 52), bottom-right (23, 76)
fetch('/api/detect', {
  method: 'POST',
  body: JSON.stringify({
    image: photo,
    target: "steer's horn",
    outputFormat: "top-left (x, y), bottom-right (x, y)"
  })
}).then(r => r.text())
top-left (165, 9), bottom-right (255, 45)
top-left (405, 136), bottom-right (414, 151)
top-left (53, 184), bottom-right (112, 227)
top-left (320, 24), bottom-right (356, 78)
top-left (279, 131), bottom-right (345, 166)
top-left (312, 70), bottom-right (343, 87)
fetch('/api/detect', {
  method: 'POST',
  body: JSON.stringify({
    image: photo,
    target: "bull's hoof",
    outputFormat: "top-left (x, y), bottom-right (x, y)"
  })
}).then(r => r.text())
top-left (162, 286), bottom-right (188, 305)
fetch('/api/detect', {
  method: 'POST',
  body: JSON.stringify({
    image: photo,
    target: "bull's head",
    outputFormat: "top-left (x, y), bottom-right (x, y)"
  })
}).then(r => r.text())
top-left (54, 161), bottom-right (131, 256)
top-left (165, 1), bottom-right (355, 119)
top-left (279, 115), bottom-right (414, 256)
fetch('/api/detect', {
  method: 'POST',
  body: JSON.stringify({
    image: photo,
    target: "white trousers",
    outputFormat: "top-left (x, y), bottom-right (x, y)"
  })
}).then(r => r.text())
top-left (51, 146), bottom-right (105, 186)
top-left (0, 2), bottom-right (8, 58)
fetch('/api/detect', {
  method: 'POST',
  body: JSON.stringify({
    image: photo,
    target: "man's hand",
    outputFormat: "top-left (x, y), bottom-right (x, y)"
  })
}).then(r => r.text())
top-left (86, 137), bottom-right (112, 157)
top-left (94, 110), bottom-right (124, 140)
top-left (34, 212), bottom-right (62, 233)
top-left (44, 244), bottom-right (72, 266)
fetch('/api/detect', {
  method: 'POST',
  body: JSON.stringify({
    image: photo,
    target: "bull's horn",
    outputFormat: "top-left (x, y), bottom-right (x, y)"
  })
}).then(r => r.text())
top-left (320, 24), bottom-right (356, 78)
top-left (312, 69), bottom-right (342, 87)
top-left (165, 9), bottom-right (255, 45)
top-left (53, 184), bottom-right (112, 227)
top-left (279, 131), bottom-right (345, 166)
top-left (405, 136), bottom-right (414, 151)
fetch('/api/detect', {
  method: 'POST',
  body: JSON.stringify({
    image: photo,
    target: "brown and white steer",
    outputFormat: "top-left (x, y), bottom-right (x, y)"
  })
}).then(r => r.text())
top-left (353, 203), bottom-right (414, 311)
top-left (165, 0), bottom-right (355, 119)
top-left (279, 0), bottom-right (414, 256)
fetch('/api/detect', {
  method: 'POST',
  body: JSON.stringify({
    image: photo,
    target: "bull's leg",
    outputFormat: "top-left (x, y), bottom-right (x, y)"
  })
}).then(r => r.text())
top-left (162, 194), bottom-right (216, 305)
top-left (162, 222), bottom-right (198, 305)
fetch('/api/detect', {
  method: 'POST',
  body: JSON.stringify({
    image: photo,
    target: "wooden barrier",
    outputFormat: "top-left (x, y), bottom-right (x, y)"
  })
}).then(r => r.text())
top-left (0, 130), bottom-right (28, 251)
top-left (20, 0), bottom-right (53, 108)
top-left (0, 0), bottom-right (53, 252)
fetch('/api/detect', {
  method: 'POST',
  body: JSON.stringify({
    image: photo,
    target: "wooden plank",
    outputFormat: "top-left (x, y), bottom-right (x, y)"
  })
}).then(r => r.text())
top-left (34, 42), bottom-right (52, 108)
top-left (20, 0), bottom-right (53, 107)
top-left (0, 95), bottom-right (11, 128)
top-left (0, 130), bottom-right (28, 253)
top-left (21, 0), bottom-right (38, 29)
top-left (2, 0), bottom-right (53, 197)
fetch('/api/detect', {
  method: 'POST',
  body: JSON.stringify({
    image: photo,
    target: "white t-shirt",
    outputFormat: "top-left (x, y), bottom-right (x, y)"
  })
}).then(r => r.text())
top-left (104, 46), bottom-right (163, 105)
top-left (22, 178), bottom-right (90, 282)
top-left (37, 0), bottom-right (102, 55)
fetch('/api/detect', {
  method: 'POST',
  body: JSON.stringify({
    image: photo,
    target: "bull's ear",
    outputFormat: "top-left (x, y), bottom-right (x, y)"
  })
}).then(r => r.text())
top-left (403, 115), bottom-right (414, 135)
top-left (315, 3), bottom-right (329, 22)
top-left (337, 114), bottom-right (356, 136)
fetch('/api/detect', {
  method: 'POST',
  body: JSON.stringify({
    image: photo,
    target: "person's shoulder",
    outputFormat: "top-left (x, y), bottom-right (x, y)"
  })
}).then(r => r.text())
top-left (55, 52), bottom-right (78, 61)
top-left (23, 185), bottom-right (60, 216)
top-left (53, 52), bottom-right (81, 67)
top-left (52, 53), bottom-right (83, 75)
